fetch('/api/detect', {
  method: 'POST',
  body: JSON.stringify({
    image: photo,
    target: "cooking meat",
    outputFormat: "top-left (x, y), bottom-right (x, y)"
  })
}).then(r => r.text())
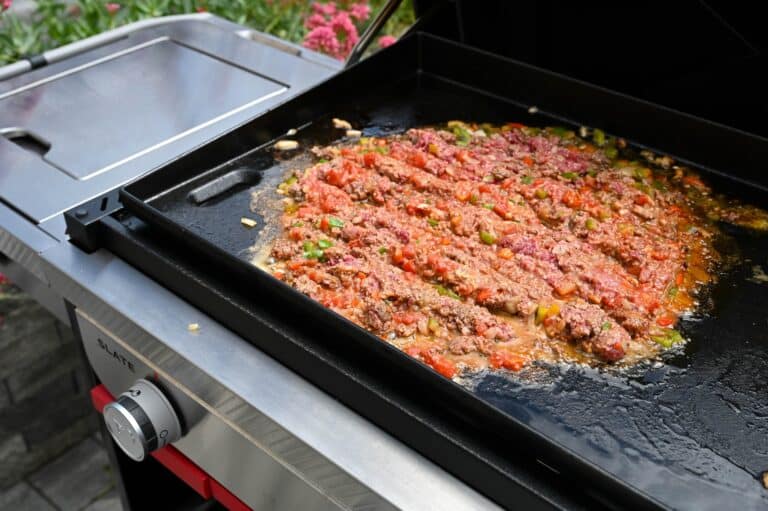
top-left (264, 121), bottom-right (732, 377)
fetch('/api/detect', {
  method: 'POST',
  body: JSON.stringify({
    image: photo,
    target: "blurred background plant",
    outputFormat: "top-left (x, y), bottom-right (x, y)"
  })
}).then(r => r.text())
top-left (0, 0), bottom-right (414, 65)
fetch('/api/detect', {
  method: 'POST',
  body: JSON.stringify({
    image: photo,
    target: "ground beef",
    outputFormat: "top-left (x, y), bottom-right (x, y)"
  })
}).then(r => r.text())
top-left (266, 122), bottom-right (721, 378)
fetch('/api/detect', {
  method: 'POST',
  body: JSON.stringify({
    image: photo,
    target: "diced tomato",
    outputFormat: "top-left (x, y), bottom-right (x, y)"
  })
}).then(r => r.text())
top-left (327, 292), bottom-right (348, 308)
top-left (402, 260), bottom-right (417, 273)
top-left (522, 156), bottom-right (534, 167)
top-left (475, 288), bottom-right (493, 303)
top-left (272, 271), bottom-right (285, 280)
top-left (656, 312), bottom-right (676, 327)
top-left (601, 293), bottom-right (621, 308)
top-left (325, 167), bottom-right (345, 186)
top-left (555, 280), bottom-right (577, 297)
top-left (405, 346), bottom-right (422, 358)
top-left (439, 237), bottom-right (451, 246)
top-left (497, 248), bottom-right (513, 259)
top-left (427, 254), bottom-right (450, 275)
top-left (454, 182), bottom-right (473, 202)
top-left (410, 172), bottom-right (431, 189)
top-left (319, 217), bottom-right (330, 232)
top-left (326, 160), bottom-right (362, 186)
top-left (395, 312), bottom-right (419, 324)
top-left (391, 246), bottom-right (404, 264)
top-left (363, 151), bottom-right (379, 168)
top-left (287, 261), bottom-right (304, 271)
top-left (634, 194), bottom-right (651, 206)
top-left (675, 272), bottom-right (684, 286)
top-left (455, 150), bottom-right (471, 163)
top-left (489, 352), bottom-right (525, 371)
top-left (561, 190), bottom-right (582, 209)
top-left (456, 282), bottom-right (475, 297)
top-left (651, 250), bottom-right (668, 261)
top-left (478, 183), bottom-right (493, 193)
top-left (408, 151), bottom-right (428, 168)
top-left (492, 202), bottom-right (512, 220)
top-left (423, 352), bottom-right (457, 379)
top-left (340, 147), bottom-right (356, 158)
top-left (475, 319), bottom-right (488, 336)
top-left (288, 228), bottom-right (303, 241)
top-left (635, 291), bottom-right (660, 312)
top-left (402, 244), bottom-right (416, 259)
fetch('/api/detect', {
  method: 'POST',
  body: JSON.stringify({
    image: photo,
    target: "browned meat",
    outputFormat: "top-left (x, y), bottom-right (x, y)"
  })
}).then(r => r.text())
top-left (264, 121), bottom-right (725, 378)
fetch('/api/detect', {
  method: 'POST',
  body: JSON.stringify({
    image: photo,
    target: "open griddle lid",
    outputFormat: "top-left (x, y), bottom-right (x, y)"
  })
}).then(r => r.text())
top-left (417, 0), bottom-right (768, 139)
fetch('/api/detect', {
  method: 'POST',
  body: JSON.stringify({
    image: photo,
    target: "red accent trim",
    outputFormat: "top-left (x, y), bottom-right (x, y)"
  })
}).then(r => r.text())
top-left (151, 446), bottom-right (212, 499)
top-left (90, 384), bottom-right (113, 413)
top-left (90, 385), bottom-right (252, 510)
top-left (210, 480), bottom-right (252, 511)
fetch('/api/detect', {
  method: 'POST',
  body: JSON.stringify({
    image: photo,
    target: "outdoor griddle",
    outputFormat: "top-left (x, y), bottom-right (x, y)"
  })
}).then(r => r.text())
top-left (2, 2), bottom-right (768, 510)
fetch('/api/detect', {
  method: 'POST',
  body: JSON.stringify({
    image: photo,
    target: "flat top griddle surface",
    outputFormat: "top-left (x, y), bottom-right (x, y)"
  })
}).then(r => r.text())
top-left (119, 36), bottom-right (768, 510)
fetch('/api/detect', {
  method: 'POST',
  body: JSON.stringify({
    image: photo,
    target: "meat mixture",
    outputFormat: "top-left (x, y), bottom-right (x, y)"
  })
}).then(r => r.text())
top-left (261, 121), bottom-right (767, 379)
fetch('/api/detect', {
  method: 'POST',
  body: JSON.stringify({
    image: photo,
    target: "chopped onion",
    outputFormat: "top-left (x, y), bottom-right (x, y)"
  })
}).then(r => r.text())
top-left (274, 140), bottom-right (299, 151)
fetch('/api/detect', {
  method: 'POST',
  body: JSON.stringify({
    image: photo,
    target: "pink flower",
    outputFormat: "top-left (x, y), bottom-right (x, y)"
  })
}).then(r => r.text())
top-left (105, 2), bottom-right (120, 14)
top-left (348, 2), bottom-right (371, 22)
top-left (304, 13), bottom-right (327, 30)
top-left (303, 1), bottom-right (367, 60)
top-left (0, 273), bottom-right (7, 285)
top-left (311, 1), bottom-right (337, 17)
top-left (303, 26), bottom-right (342, 59)
top-left (1, 0), bottom-right (12, 11)
top-left (378, 35), bottom-right (397, 48)
top-left (330, 11), bottom-right (359, 51)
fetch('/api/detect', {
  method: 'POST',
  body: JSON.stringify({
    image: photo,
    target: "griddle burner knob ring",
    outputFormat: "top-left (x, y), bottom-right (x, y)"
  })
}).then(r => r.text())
top-left (103, 379), bottom-right (182, 462)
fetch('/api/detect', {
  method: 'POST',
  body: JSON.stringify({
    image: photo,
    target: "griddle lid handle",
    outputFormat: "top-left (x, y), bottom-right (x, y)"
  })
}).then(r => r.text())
top-left (0, 127), bottom-right (51, 158)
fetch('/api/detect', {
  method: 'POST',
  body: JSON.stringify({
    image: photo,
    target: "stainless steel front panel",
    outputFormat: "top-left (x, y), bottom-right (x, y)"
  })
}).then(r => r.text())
top-left (78, 309), bottom-right (364, 511)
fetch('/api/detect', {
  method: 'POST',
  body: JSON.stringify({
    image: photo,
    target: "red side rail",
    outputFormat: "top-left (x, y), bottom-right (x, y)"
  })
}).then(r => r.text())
top-left (91, 384), bottom-right (251, 511)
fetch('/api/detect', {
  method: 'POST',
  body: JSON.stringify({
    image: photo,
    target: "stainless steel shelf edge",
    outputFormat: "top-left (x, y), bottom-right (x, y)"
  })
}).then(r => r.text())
top-left (41, 242), bottom-right (498, 511)
top-left (0, 203), bottom-right (70, 322)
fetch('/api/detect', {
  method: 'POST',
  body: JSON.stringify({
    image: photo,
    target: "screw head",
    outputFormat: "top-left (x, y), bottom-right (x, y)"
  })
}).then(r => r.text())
top-left (75, 209), bottom-right (88, 218)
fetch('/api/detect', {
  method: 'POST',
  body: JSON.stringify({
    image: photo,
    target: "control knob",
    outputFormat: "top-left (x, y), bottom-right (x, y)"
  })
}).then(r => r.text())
top-left (103, 379), bottom-right (181, 461)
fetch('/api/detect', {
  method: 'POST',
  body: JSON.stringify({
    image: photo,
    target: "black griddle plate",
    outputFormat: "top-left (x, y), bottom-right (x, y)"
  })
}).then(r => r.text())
top-left (93, 34), bottom-right (768, 510)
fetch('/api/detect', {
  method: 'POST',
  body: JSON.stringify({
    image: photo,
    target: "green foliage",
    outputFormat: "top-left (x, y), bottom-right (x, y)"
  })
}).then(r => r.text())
top-left (0, 0), bottom-right (414, 66)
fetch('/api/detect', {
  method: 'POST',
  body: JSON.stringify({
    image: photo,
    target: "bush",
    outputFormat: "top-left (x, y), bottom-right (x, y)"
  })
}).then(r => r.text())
top-left (0, 0), bottom-right (414, 65)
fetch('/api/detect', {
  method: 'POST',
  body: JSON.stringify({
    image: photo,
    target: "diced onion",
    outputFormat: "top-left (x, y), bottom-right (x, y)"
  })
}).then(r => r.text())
top-left (274, 140), bottom-right (299, 151)
top-left (333, 118), bottom-right (352, 130)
